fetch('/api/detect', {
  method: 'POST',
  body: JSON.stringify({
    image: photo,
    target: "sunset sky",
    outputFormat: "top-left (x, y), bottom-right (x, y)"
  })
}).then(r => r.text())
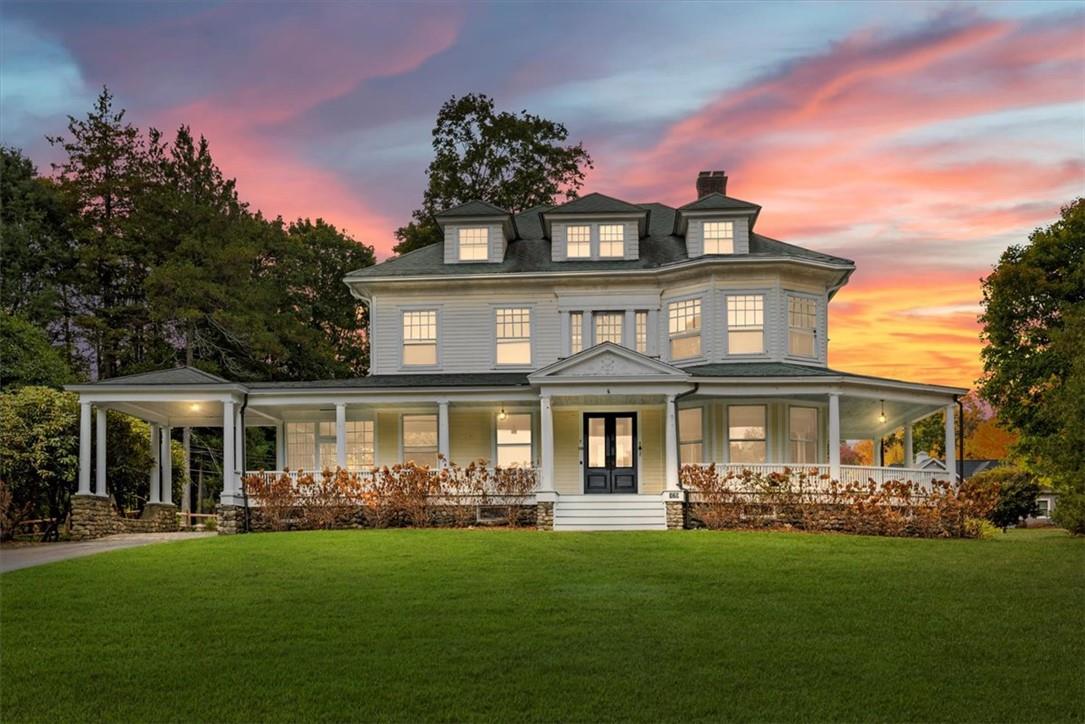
top-left (3, 1), bottom-right (1083, 389)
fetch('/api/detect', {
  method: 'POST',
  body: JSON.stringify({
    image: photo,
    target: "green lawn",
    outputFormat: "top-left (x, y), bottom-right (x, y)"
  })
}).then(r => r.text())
top-left (2, 529), bottom-right (1083, 723)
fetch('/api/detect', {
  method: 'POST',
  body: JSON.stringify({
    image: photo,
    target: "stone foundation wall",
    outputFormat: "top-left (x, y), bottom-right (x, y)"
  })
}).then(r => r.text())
top-left (216, 505), bottom-right (245, 535)
top-left (70, 495), bottom-right (178, 540)
top-left (665, 501), bottom-right (686, 530)
top-left (536, 501), bottom-right (554, 530)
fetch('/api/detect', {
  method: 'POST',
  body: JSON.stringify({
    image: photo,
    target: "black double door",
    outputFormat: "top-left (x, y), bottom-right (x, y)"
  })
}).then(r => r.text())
top-left (583, 413), bottom-right (637, 494)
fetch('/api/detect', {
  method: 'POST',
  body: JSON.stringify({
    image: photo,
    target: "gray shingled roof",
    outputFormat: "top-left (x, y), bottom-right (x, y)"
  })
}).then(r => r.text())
top-left (686, 362), bottom-right (838, 378)
top-left (93, 367), bottom-right (233, 385)
top-left (247, 373), bottom-right (530, 389)
top-left (346, 202), bottom-right (852, 279)
top-left (544, 193), bottom-right (647, 215)
top-left (435, 200), bottom-right (510, 218)
top-left (677, 192), bottom-right (761, 212)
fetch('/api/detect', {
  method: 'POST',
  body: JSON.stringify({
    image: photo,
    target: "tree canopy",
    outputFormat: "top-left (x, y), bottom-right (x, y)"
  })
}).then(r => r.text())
top-left (394, 93), bottom-right (593, 254)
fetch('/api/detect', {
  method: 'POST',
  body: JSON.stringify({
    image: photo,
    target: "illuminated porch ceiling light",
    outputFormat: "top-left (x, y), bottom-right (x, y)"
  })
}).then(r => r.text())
top-left (878, 400), bottom-right (886, 424)
top-left (497, 408), bottom-right (508, 421)
top-left (189, 403), bottom-right (201, 412)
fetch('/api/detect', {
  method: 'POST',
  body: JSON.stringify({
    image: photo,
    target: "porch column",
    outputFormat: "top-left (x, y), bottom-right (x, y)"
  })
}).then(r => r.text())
top-left (149, 424), bottom-right (161, 504)
top-left (335, 403), bottom-right (347, 469)
top-left (873, 437), bottom-right (883, 467)
top-left (828, 393), bottom-right (841, 480)
top-left (95, 407), bottom-right (107, 498)
top-left (437, 400), bottom-right (450, 468)
top-left (904, 423), bottom-right (914, 468)
top-left (222, 400), bottom-right (236, 500)
top-left (78, 402), bottom-right (92, 495)
top-left (944, 404), bottom-right (956, 481)
top-left (160, 427), bottom-right (173, 505)
top-left (665, 394), bottom-right (680, 491)
top-left (539, 396), bottom-right (554, 493)
top-left (275, 423), bottom-right (286, 470)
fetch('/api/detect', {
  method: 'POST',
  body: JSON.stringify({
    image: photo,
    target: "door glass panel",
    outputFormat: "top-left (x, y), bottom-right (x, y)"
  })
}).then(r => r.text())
top-left (614, 417), bottom-right (633, 468)
top-left (588, 418), bottom-right (606, 467)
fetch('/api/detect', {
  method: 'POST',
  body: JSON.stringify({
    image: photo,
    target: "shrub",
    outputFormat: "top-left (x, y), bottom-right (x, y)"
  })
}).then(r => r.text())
top-left (964, 517), bottom-right (1000, 539)
top-left (1051, 492), bottom-right (1085, 535)
top-left (680, 465), bottom-right (998, 538)
top-left (970, 467), bottom-right (1040, 531)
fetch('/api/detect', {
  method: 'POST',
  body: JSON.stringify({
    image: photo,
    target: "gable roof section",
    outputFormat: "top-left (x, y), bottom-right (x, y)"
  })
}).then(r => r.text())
top-left (529, 342), bottom-right (690, 382)
top-left (434, 200), bottom-right (510, 218)
top-left (92, 366), bottom-right (233, 386)
top-left (677, 192), bottom-right (761, 212)
top-left (544, 192), bottom-right (646, 215)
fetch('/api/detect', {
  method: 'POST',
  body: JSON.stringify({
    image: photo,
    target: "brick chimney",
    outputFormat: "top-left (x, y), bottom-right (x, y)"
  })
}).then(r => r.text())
top-left (696, 170), bottom-right (727, 198)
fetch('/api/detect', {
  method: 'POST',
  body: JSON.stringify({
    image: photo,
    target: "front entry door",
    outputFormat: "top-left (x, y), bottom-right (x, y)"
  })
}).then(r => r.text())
top-left (584, 413), bottom-right (637, 493)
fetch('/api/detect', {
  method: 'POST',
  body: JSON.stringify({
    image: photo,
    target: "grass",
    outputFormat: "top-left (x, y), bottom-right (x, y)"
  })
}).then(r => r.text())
top-left (2, 528), bottom-right (1083, 723)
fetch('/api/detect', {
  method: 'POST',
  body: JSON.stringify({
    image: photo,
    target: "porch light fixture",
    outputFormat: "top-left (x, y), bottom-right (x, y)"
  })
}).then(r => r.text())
top-left (189, 403), bottom-right (201, 412)
top-left (878, 400), bottom-right (886, 424)
top-left (497, 408), bottom-right (508, 421)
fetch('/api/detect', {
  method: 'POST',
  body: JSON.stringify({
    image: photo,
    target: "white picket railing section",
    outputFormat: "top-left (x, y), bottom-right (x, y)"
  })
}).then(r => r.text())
top-left (690, 463), bottom-right (949, 491)
top-left (245, 469), bottom-right (376, 485)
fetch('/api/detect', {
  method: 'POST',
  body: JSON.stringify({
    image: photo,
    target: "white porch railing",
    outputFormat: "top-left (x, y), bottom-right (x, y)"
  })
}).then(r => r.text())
top-left (689, 463), bottom-right (949, 491)
top-left (245, 469), bottom-right (376, 485)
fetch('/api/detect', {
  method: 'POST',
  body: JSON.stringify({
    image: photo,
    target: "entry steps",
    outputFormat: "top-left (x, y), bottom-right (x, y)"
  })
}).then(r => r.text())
top-left (553, 494), bottom-right (667, 531)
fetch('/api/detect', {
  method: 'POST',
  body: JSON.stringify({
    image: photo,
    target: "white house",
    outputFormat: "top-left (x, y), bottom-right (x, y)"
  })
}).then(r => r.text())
top-left (68, 171), bottom-right (966, 532)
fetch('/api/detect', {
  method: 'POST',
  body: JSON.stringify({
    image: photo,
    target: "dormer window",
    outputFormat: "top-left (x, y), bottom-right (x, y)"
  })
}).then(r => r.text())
top-left (567, 225), bottom-right (591, 258)
top-left (703, 221), bottom-right (734, 254)
top-left (599, 224), bottom-right (625, 257)
top-left (458, 227), bottom-right (489, 261)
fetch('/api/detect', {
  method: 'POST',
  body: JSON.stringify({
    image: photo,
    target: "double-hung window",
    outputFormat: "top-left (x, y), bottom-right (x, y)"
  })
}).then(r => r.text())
top-left (495, 307), bottom-right (532, 365)
top-left (599, 224), bottom-right (624, 257)
top-left (635, 311), bottom-right (648, 354)
top-left (286, 422), bottom-right (316, 471)
top-left (567, 225), bottom-right (590, 258)
top-left (458, 227), bottom-right (488, 261)
top-left (788, 296), bottom-right (817, 358)
top-left (594, 312), bottom-right (624, 345)
top-left (668, 298), bottom-right (702, 359)
top-left (727, 294), bottom-right (764, 354)
top-left (788, 407), bottom-right (818, 464)
top-left (285, 420), bottom-right (374, 471)
top-left (570, 312), bottom-right (583, 354)
top-left (728, 405), bottom-right (767, 464)
top-left (402, 414), bottom-right (438, 468)
top-left (496, 413), bottom-right (533, 467)
top-left (402, 310), bottom-right (437, 366)
top-left (703, 221), bottom-right (734, 254)
top-left (678, 407), bottom-right (704, 464)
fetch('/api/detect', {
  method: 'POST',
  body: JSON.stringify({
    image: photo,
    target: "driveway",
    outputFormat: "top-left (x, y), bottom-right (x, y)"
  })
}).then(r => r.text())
top-left (0, 532), bottom-right (216, 573)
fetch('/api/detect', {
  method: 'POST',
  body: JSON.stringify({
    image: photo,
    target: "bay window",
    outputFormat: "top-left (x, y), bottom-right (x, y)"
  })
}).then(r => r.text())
top-left (728, 405), bottom-right (766, 464)
top-left (788, 296), bottom-right (817, 357)
top-left (727, 294), bottom-right (764, 354)
top-left (495, 307), bottom-right (531, 365)
top-left (668, 298), bottom-right (702, 359)
top-left (402, 310), bottom-right (437, 366)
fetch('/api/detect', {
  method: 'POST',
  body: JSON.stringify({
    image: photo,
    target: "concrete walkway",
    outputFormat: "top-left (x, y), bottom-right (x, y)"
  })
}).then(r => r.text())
top-left (0, 532), bottom-right (216, 573)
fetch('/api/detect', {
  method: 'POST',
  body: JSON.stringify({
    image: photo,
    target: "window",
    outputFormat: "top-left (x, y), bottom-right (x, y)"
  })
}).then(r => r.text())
top-left (599, 224), bottom-right (624, 257)
top-left (402, 310), bottom-right (437, 366)
top-left (286, 420), bottom-right (374, 470)
top-left (789, 407), bottom-right (818, 464)
top-left (728, 405), bottom-right (766, 464)
top-left (594, 312), bottom-right (624, 345)
top-left (458, 227), bottom-right (488, 261)
top-left (496, 413), bottom-right (532, 467)
top-left (703, 221), bottom-right (734, 254)
top-left (727, 294), bottom-right (764, 354)
top-left (570, 312), bottom-right (583, 354)
top-left (1036, 499), bottom-right (1050, 517)
top-left (286, 422), bottom-right (316, 471)
top-left (668, 298), bottom-right (702, 359)
top-left (635, 311), bottom-right (648, 354)
top-left (679, 407), bottom-right (704, 464)
top-left (567, 225), bottom-right (590, 258)
top-left (495, 307), bottom-right (531, 365)
top-left (789, 296), bottom-right (817, 357)
top-left (402, 414), bottom-right (438, 467)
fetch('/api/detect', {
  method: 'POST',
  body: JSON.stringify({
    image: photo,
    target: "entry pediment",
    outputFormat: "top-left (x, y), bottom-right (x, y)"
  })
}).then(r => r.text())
top-left (529, 343), bottom-right (690, 382)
